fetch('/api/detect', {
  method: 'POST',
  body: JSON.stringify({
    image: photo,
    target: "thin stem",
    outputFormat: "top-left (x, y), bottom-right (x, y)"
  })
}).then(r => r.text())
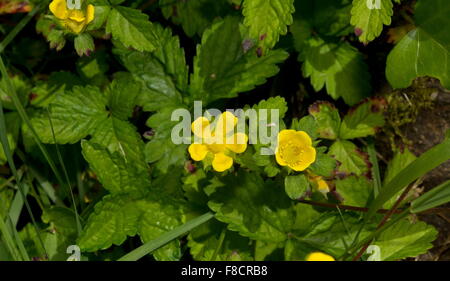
top-left (211, 228), bottom-right (227, 261)
top-left (297, 199), bottom-right (402, 214)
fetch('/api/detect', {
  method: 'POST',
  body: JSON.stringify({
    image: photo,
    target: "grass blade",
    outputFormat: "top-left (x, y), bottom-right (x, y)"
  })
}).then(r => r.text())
top-left (118, 212), bottom-right (215, 261)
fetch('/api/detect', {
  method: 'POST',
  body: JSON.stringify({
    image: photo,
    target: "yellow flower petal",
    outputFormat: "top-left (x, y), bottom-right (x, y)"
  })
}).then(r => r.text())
top-left (212, 153), bottom-right (233, 172)
top-left (188, 144), bottom-right (209, 161)
top-left (226, 133), bottom-right (248, 154)
top-left (191, 117), bottom-right (212, 141)
top-left (86, 4), bottom-right (95, 24)
top-left (68, 9), bottom-right (86, 22)
top-left (49, 0), bottom-right (68, 19)
top-left (305, 252), bottom-right (335, 261)
top-left (63, 19), bottom-right (85, 33)
top-left (290, 146), bottom-right (316, 171)
top-left (214, 112), bottom-right (238, 141)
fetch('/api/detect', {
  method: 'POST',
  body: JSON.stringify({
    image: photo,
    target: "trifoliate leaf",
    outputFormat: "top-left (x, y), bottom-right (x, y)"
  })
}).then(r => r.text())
top-left (373, 218), bottom-right (437, 261)
top-left (335, 175), bottom-right (372, 207)
top-left (191, 17), bottom-right (289, 103)
top-left (300, 37), bottom-right (371, 105)
top-left (351, 0), bottom-right (394, 43)
top-left (285, 174), bottom-right (309, 200)
top-left (106, 6), bottom-right (156, 52)
top-left (308, 101), bottom-right (341, 140)
top-left (243, 0), bottom-right (295, 51)
top-left (386, 0), bottom-right (450, 89)
top-left (329, 140), bottom-right (371, 177)
top-left (78, 194), bottom-right (142, 252)
top-left (81, 141), bottom-right (150, 194)
top-left (339, 97), bottom-right (387, 139)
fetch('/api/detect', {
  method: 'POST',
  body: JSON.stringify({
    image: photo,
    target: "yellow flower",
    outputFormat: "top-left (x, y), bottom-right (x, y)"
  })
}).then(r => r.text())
top-left (275, 130), bottom-right (316, 171)
top-left (305, 252), bottom-right (335, 261)
top-left (188, 112), bottom-right (248, 172)
top-left (308, 173), bottom-right (330, 194)
top-left (49, 0), bottom-right (95, 34)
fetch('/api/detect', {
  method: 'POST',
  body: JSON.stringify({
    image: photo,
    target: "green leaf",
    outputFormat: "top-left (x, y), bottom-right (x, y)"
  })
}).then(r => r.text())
top-left (138, 195), bottom-right (185, 261)
top-left (106, 6), bottom-right (156, 52)
top-left (386, 0), bottom-right (450, 89)
top-left (350, 0), bottom-right (394, 43)
top-left (31, 85), bottom-right (108, 144)
top-left (208, 171), bottom-right (295, 243)
top-left (81, 140), bottom-right (150, 194)
top-left (107, 75), bottom-right (139, 120)
top-left (300, 37), bottom-right (371, 105)
top-left (335, 175), bottom-right (372, 207)
top-left (308, 147), bottom-right (337, 178)
top-left (188, 219), bottom-right (253, 261)
top-left (329, 140), bottom-right (370, 176)
top-left (78, 194), bottom-right (142, 252)
top-left (308, 101), bottom-right (341, 140)
top-left (191, 17), bottom-right (289, 103)
top-left (243, 0), bottom-right (295, 51)
top-left (115, 24), bottom-right (187, 112)
top-left (160, 0), bottom-right (231, 37)
top-left (74, 33), bottom-right (95, 57)
top-left (339, 97), bottom-right (387, 139)
top-left (285, 174), bottom-right (309, 200)
top-left (373, 218), bottom-right (437, 261)
top-left (384, 148), bottom-right (416, 185)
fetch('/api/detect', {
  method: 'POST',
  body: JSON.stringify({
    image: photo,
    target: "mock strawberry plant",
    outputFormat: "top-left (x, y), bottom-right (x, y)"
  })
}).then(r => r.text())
top-left (0, 0), bottom-right (449, 262)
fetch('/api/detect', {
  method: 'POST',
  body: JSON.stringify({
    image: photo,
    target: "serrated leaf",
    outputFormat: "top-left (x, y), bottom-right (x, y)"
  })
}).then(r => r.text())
top-left (188, 219), bottom-right (253, 261)
top-left (31, 85), bottom-right (108, 144)
top-left (308, 101), bottom-right (341, 140)
top-left (300, 37), bottom-right (371, 105)
top-left (74, 33), bottom-right (95, 57)
top-left (335, 175), bottom-right (372, 207)
top-left (106, 6), bottom-right (156, 52)
top-left (339, 97), bottom-right (387, 139)
top-left (373, 218), bottom-right (437, 261)
top-left (285, 174), bottom-right (309, 200)
top-left (160, 0), bottom-right (231, 37)
top-left (243, 0), bottom-right (295, 51)
top-left (308, 147), bottom-right (337, 178)
top-left (81, 140), bottom-right (150, 194)
top-left (191, 17), bottom-right (288, 103)
top-left (115, 24), bottom-right (187, 112)
top-left (138, 195), bottom-right (185, 261)
top-left (351, 0), bottom-right (394, 43)
top-left (78, 194), bottom-right (141, 252)
top-left (108, 75), bottom-right (139, 120)
top-left (208, 171), bottom-right (295, 243)
top-left (329, 140), bottom-right (370, 176)
top-left (386, 0), bottom-right (450, 89)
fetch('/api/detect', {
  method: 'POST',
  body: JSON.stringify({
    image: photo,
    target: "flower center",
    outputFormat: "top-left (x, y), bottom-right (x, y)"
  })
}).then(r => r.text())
top-left (279, 141), bottom-right (305, 166)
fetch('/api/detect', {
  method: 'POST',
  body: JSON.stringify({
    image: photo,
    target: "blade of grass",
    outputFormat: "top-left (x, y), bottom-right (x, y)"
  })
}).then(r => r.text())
top-left (0, 91), bottom-right (47, 259)
top-left (367, 138), bottom-right (381, 198)
top-left (118, 212), bottom-right (215, 261)
top-left (0, 215), bottom-right (22, 261)
top-left (8, 183), bottom-right (30, 227)
top-left (366, 135), bottom-right (450, 220)
top-left (46, 109), bottom-right (82, 235)
top-left (6, 215), bottom-right (30, 261)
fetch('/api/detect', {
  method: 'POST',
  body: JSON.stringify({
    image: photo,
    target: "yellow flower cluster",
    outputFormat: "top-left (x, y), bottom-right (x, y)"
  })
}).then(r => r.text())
top-left (188, 112), bottom-right (248, 172)
top-left (49, 0), bottom-right (95, 34)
